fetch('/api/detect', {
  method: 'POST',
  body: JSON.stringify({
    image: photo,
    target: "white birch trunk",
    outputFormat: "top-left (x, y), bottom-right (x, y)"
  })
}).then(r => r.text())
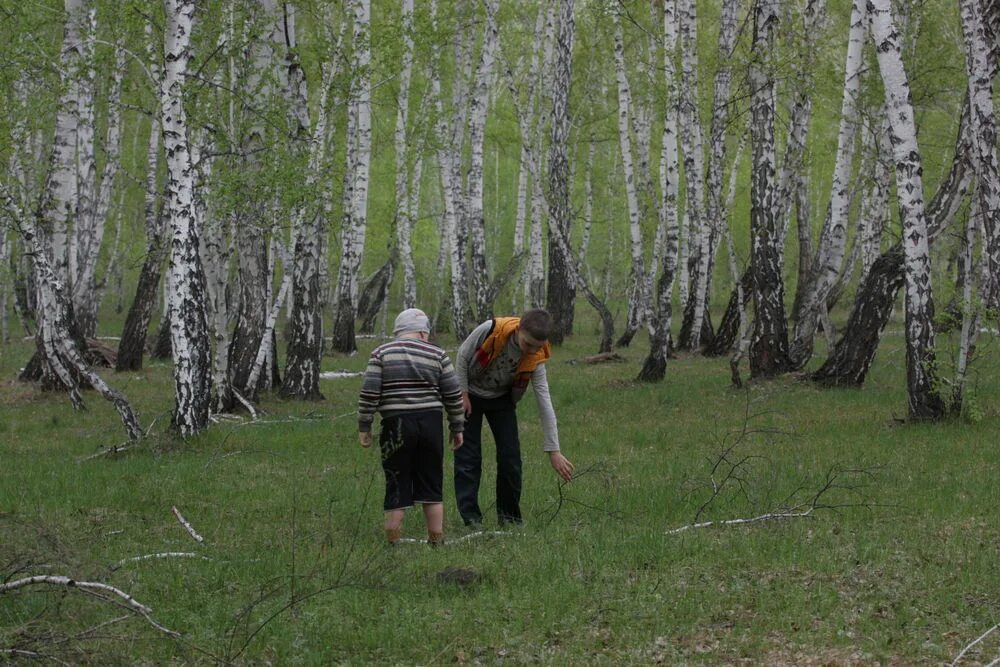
top-left (639, 0), bottom-right (681, 382)
top-left (332, 0), bottom-right (372, 353)
top-left (613, 13), bottom-right (647, 347)
top-left (960, 0), bottom-right (1000, 308)
top-left (545, 0), bottom-right (577, 344)
top-left (677, 0), bottom-right (710, 350)
top-left (747, 0), bottom-right (792, 377)
top-left (868, 0), bottom-right (944, 419)
top-left (3, 183), bottom-right (142, 440)
top-left (162, 0), bottom-right (211, 436)
top-left (789, 0), bottom-right (865, 367)
top-left (49, 0), bottom-right (86, 287)
top-left (468, 0), bottom-right (500, 319)
top-left (395, 0), bottom-right (417, 310)
top-left (69, 5), bottom-right (97, 301)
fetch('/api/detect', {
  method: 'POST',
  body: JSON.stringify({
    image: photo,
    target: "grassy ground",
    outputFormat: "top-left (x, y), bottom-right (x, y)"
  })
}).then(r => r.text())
top-left (1, 320), bottom-right (999, 665)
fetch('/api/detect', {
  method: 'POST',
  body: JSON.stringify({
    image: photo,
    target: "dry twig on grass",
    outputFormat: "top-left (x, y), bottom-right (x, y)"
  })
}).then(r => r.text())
top-left (112, 552), bottom-right (209, 570)
top-left (172, 506), bottom-right (205, 543)
top-left (951, 623), bottom-right (999, 666)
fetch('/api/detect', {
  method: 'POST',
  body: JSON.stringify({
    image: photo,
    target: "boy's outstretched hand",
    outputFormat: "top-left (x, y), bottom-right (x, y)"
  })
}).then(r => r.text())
top-left (548, 451), bottom-right (574, 482)
top-left (359, 432), bottom-right (373, 448)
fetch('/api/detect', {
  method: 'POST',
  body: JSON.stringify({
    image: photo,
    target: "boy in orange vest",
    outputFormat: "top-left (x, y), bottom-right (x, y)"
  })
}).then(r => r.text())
top-left (454, 308), bottom-right (574, 526)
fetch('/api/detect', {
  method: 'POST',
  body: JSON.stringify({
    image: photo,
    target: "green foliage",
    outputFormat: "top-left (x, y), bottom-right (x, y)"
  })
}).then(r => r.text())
top-left (1, 316), bottom-right (999, 663)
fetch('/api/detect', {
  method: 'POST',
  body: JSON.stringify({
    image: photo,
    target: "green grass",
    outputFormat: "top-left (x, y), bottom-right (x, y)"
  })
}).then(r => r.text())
top-left (1, 322), bottom-right (999, 665)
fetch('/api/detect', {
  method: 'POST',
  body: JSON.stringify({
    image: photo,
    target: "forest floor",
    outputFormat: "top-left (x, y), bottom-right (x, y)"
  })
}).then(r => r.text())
top-left (1, 317), bottom-right (999, 665)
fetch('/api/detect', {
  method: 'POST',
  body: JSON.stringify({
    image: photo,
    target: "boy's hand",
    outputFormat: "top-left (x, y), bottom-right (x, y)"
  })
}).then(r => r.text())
top-left (462, 391), bottom-right (472, 416)
top-left (450, 432), bottom-right (464, 451)
top-left (548, 451), bottom-right (574, 482)
top-left (359, 432), bottom-right (373, 448)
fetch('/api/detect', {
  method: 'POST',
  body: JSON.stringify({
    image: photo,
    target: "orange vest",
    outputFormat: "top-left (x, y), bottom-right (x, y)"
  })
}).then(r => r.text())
top-left (473, 317), bottom-right (550, 396)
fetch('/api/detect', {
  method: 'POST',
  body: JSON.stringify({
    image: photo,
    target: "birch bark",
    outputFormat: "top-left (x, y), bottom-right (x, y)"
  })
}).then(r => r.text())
top-left (960, 0), bottom-right (1000, 308)
top-left (162, 0), bottom-right (211, 436)
top-left (468, 0), bottom-right (500, 320)
top-left (675, 0), bottom-right (711, 351)
top-left (639, 0), bottom-right (681, 382)
top-left (747, 0), bottom-right (792, 378)
top-left (395, 0), bottom-right (417, 310)
top-left (331, 0), bottom-right (372, 353)
top-left (613, 12), bottom-right (648, 347)
top-left (788, 0), bottom-right (865, 368)
top-left (545, 0), bottom-right (576, 344)
top-left (867, 0), bottom-right (945, 419)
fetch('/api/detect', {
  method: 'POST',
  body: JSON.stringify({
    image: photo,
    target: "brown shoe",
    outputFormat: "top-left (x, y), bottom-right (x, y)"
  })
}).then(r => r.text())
top-left (427, 531), bottom-right (444, 547)
top-left (385, 527), bottom-right (402, 545)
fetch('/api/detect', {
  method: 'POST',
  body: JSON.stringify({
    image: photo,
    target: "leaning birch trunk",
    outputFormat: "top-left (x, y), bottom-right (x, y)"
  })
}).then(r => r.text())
top-left (394, 0), bottom-right (417, 310)
top-left (812, 100), bottom-right (973, 387)
top-left (788, 0), bottom-right (865, 369)
top-left (747, 0), bottom-right (792, 378)
top-left (2, 185), bottom-right (142, 441)
top-left (960, 0), bottom-right (1000, 308)
top-left (675, 0), bottom-right (711, 352)
top-left (867, 0), bottom-right (944, 419)
top-left (331, 0), bottom-right (372, 354)
top-left (612, 14), bottom-right (647, 348)
top-left (545, 0), bottom-right (576, 345)
top-left (21, 0), bottom-right (85, 383)
top-left (467, 0), bottom-right (500, 320)
top-left (161, 0), bottom-right (211, 436)
top-left (639, 0), bottom-right (681, 382)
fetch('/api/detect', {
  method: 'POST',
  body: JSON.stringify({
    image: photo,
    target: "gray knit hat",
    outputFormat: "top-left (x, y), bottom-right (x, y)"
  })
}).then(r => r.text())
top-left (393, 308), bottom-right (431, 336)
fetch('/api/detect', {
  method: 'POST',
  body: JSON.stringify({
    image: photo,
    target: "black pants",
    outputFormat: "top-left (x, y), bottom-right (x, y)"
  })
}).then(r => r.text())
top-left (454, 393), bottom-right (522, 525)
top-left (379, 410), bottom-right (444, 511)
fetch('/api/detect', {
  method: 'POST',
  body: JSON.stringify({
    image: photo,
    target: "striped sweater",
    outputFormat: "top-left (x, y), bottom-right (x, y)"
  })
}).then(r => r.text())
top-left (357, 337), bottom-right (464, 434)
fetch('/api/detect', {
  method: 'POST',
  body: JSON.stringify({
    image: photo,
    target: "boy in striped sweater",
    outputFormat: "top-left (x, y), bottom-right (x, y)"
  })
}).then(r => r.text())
top-left (358, 308), bottom-right (464, 545)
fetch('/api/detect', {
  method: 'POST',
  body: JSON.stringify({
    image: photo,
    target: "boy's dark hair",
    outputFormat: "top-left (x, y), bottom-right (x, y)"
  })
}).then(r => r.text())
top-left (520, 309), bottom-right (553, 341)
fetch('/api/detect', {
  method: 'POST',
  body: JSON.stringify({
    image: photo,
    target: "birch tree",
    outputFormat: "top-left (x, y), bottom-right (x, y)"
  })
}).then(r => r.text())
top-left (230, 1), bottom-right (281, 396)
top-left (468, 0), bottom-right (500, 320)
top-left (394, 0), bottom-right (417, 310)
top-left (546, 0), bottom-right (576, 344)
top-left (788, 0), bottom-right (864, 369)
top-left (162, 0), bottom-right (211, 436)
top-left (866, 0), bottom-right (944, 418)
top-left (116, 25), bottom-right (164, 372)
top-left (613, 11), bottom-right (648, 348)
top-left (675, 0), bottom-right (710, 352)
top-left (2, 184), bottom-right (142, 441)
top-left (960, 0), bottom-right (1000, 309)
top-left (747, 0), bottom-right (792, 378)
top-left (331, 0), bottom-right (372, 354)
top-left (639, 0), bottom-right (681, 382)
top-left (282, 8), bottom-right (335, 401)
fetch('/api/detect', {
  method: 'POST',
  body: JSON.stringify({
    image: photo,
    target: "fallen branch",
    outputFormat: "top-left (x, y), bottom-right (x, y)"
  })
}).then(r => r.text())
top-left (79, 442), bottom-right (135, 462)
top-left (0, 648), bottom-right (70, 666)
top-left (952, 623), bottom-right (999, 666)
top-left (113, 552), bottom-right (209, 570)
top-left (666, 508), bottom-right (817, 534)
top-left (172, 506), bottom-right (205, 543)
top-left (394, 531), bottom-right (512, 546)
top-left (0, 575), bottom-right (152, 614)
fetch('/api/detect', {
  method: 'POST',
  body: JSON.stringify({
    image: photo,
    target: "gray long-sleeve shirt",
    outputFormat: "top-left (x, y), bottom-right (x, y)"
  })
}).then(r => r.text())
top-left (455, 320), bottom-right (560, 452)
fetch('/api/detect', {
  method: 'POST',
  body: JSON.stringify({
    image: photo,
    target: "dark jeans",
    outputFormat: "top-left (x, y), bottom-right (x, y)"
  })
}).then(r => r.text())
top-left (454, 393), bottom-right (522, 525)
